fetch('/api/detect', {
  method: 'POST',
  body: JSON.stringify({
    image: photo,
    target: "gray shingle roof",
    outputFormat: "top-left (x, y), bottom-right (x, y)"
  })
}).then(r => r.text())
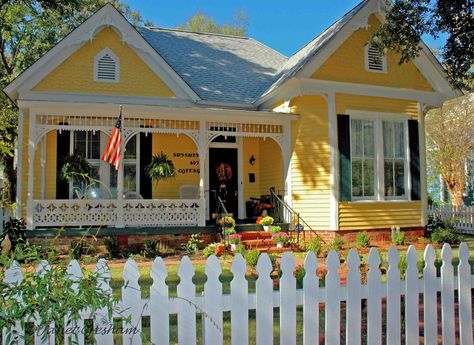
top-left (138, 27), bottom-right (288, 104)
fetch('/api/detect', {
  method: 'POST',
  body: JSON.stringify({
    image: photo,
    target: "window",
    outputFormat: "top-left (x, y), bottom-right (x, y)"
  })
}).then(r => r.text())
top-left (72, 131), bottom-right (101, 197)
top-left (349, 114), bottom-right (409, 201)
top-left (351, 119), bottom-right (375, 199)
top-left (94, 48), bottom-right (120, 82)
top-left (365, 44), bottom-right (387, 72)
top-left (110, 135), bottom-right (139, 196)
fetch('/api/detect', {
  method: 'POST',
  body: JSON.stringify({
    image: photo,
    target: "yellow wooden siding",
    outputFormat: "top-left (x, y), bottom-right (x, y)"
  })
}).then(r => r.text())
top-left (290, 95), bottom-right (331, 230)
top-left (336, 93), bottom-right (419, 119)
top-left (243, 138), bottom-right (261, 203)
top-left (259, 138), bottom-right (284, 195)
top-left (312, 15), bottom-right (433, 91)
top-left (33, 28), bottom-right (176, 98)
top-left (151, 133), bottom-right (199, 199)
top-left (338, 201), bottom-right (422, 230)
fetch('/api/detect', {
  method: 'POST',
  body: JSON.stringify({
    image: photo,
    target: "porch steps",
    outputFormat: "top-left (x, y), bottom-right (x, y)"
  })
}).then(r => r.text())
top-left (238, 231), bottom-right (292, 253)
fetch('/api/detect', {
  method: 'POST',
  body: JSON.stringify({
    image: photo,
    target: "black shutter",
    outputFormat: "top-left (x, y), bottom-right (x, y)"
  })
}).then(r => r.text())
top-left (56, 129), bottom-right (70, 199)
top-left (139, 132), bottom-right (152, 199)
top-left (408, 120), bottom-right (421, 200)
top-left (337, 114), bottom-right (351, 201)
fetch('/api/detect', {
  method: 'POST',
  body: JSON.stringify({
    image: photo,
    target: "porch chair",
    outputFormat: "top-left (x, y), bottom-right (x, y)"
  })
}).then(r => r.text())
top-left (179, 184), bottom-right (199, 199)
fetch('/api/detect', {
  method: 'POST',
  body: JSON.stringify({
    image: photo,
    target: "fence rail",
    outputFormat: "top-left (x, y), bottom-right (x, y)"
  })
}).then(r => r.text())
top-left (2, 244), bottom-right (473, 345)
top-left (428, 205), bottom-right (474, 234)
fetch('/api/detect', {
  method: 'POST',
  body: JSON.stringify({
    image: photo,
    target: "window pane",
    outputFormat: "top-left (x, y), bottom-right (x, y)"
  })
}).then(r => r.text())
top-left (394, 122), bottom-right (405, 158)
top-left (351, 120), bottom-right (363, 157)
top-left (383, 122), bottom-right (394, 158)
top-left (384, 160), bottom-right (394, 196)
top-left (363, 159), bottom-right (375, 196)
top-left (394, 160), bottom-right (405, 196)
top-left (74, 132), bottom-right (87, 157)
top-left (363, 120), bottom-right (375, 157)
top-left (125, 135), bottom-right (137, 159)
top-left (88, 131), bottom-right (100, 159)
top-left (352, 159), bottom-right (362, 197)
top-left (124, 164), bottom-right (137, 192)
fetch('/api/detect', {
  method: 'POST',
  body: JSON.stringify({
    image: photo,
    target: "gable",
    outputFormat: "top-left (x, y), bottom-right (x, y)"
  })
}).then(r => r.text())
top-left (311, 15), bottom-right (434, 91)
top-left (33, 28), bottom-right (176, 98)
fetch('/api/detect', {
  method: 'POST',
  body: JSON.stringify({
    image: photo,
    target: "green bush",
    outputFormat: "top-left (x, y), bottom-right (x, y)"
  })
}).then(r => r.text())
top-left (70, 239), bottom-right (90, 259)
top-left (268, 253), bottom-right (278, 271)
top-left (181, 233), bottom-right (204, 254)
top-left (356, 231), bottom-right (371, 248)
top-left (430, 219), bottom-right (462, 244)
top-left (269, 225), bottom-right (281, 235)
top-left (232, 243), bottom-right (246, 256)
top-left (304, 237), bottom-right (322, 256)
top-left (203, 243), bottom-right (220, 257)
top-left (104, 236), bottom-right (122, 259)
top-left (294, 265), bottom-right (306, 287)
top-left (326, 236), bottom-right (344, 251)
top-left (142, 239), bottom-right (160, 258)
top-left (392, 232), bottom-right (405, 245)
top-left (245, 249), bottom-right (261, 268)
top-left (1, 218), bottom-right (26, 253)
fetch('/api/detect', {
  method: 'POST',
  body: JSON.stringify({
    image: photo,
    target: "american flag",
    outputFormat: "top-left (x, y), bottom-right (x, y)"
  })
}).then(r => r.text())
top-left (102, 108), bottom-right (122, 171)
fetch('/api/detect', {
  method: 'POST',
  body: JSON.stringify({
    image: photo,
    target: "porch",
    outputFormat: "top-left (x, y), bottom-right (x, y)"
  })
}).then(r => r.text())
top-left (21, 105), bottom-right (294, 229)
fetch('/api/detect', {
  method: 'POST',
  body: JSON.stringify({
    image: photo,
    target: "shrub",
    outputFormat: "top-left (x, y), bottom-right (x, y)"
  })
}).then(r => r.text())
top-left (181, 233), bottom-right (204, 254)
top-left (104, 236), bottom-right (122, 259)
top-left (431, 228), bottom-right (462, 244)
top-left (224, 227), bottom-right (236, 235)
top-left (294, 265), bottom-right (306, 287)
top-left (326, 236), bottom-right (344, 251)
top-left (269, 225), bottom-right (281, 235)
top-left (70, 239), bottom-right (89, 259)
top-left (233, 243), bottom-right (246, 255)
top-left (142, 239), bottom-right (160, 258)
top-left (356, 231), bottom-right (371, 248)
top-left (304, 237), bottom-right (322, 256)
top-left (268, 253), bottom-right (279, 271)
top-left (391, 226), bottom-right (405, 245)
top-left (228, 234), bottom-right (241, 245)
top-left (245, 249), bottom-right (261, 268)
top-left (1, 218), bottom-right (26, 253)
top-left (203, 243), bottom-right (220, 257)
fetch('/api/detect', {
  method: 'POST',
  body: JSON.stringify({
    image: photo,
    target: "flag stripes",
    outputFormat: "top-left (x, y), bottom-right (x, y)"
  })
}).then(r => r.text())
top-left (102, 110), bottom-right (122, 171)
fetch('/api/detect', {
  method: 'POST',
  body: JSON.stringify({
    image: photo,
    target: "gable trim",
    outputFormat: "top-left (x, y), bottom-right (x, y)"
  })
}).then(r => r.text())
top-left (4, 4), bottom-right (200, 102)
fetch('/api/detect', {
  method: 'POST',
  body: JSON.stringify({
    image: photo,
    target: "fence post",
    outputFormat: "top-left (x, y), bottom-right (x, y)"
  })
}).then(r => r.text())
top-left (346, 249), bottom-right (361, 345)
top-left (122, 258), bottom-right (142, 345)
top-left (150, 257), bottom-right (169, 345)
top-left (204, 255), bottom-right (223, 345)
top-left (177, 256), bottom-right (197, 345)
top-left (2, 261), bottom-right (25, 345)
top-left (280, 252), bottom-right (296, 345)
top-left (231, 254), bottom-right (248, 345)
top-left (440, 244), bottom-right (455, 345)
top-left (94, 258), bottom-right (114, 345)
top-left (386, 246), bottom-right (401, 345)
top-left (457, 243), bottom-right (473, 345)
top-left (64, 260), bottom-right (85, 345)
top-left (423, 245), bottom-right (438, 344)
top-left (367, 248), bottom-right (382, 345)
top-left (34, 260), bottom-right (55, 345)
top-left (303, 251), bottom-right (319, 345)
top-left (325, 250), bottom-right (341, 345)
top-left (256, 253), bottom-right (273, 345)
top-left (404, 246), bottom-right (419, 345)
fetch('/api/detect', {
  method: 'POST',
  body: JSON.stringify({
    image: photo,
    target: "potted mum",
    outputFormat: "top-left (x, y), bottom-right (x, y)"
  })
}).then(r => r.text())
top-left (273, 232), bottom-right (289, 248)
top-left (228, 234), bottom-right (242, 251)
top-left (259, 216), bottom-right (274, 231)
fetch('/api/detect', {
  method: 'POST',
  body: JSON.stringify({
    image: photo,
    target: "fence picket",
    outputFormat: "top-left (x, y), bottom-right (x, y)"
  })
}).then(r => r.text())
top-left (404, 246), bottom-right (419, 345)
top-left (204, 255), bottom-right (223, 345)
top-left (325, 250), bottom-right (340, 345)
top-left (2, 261), bottom-right (24, 345)
top-left (303, 251), bottom-right (319, 345)
top-left (457, 243), bottom-right (473, 345)
top-left (386, 246), bottom-right (401, 345)
top-left (177, 256), bottom-right (197, 345)
top-left (93, 258), bottom-right (114, 345)
top-left (64, 260), bottom-right (84, 345)
top-left (367, 248), bottom-right (382, 345)
top-left (150, 257), bottom-right (169, 345)
top-left (423, 245), bottom-right (438, 344)
top-left (122, 258), bottom-right (142, 345)
top-left (231, 254), bottom-right (249, 345)
top-left (280, 252), bottom-right (296, 345)
top-left (440, 244), bottom-right (455, 345)
top-left (346, 249), bottom-right (361, 345)
top-left (34, 260), bottom-right (54, 345)
top-left (256, 253), bottom-right (273, 345)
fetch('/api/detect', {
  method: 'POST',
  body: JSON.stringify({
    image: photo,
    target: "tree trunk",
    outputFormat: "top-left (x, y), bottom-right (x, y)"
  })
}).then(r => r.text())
top-left (445, 180), bottom-right (464, 207)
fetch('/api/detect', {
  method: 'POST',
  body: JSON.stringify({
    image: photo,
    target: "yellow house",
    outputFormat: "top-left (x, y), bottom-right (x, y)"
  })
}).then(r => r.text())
top-left (3, 0), bottom-right (460, 239)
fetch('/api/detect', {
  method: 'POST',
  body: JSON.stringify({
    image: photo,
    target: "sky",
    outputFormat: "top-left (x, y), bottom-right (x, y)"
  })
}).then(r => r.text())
top-left (127, 0), bottom-right (446, 58)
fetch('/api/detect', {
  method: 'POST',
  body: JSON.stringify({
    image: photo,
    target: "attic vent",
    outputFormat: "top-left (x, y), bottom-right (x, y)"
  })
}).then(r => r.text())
top-left (366, 44), bottom-right (387, 72)
top-left (94, 48), bottom-right (120, 82)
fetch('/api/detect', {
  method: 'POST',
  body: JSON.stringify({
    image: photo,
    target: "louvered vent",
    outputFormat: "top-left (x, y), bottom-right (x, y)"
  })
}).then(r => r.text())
top-left (366, 45), bottom-right (386, 72)
top-left (97, 54), bottom-right (117, 81)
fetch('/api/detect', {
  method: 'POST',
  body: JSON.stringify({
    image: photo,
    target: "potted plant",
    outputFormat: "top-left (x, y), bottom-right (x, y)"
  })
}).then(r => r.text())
top-left (273, 231), bottom-right (289, 248)
top-left (59, 154), bottom-right (91, 196)
top-left (145, 152), bottom-right (176, 184)
top-left (259, 216), bottom-right (274, 231)
top-left (228, 234), bottom-right (242, 251)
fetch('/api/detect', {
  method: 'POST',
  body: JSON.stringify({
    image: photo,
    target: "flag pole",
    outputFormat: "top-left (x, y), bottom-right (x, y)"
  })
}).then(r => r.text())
top-left (117, 105), bottom-right (125, 228)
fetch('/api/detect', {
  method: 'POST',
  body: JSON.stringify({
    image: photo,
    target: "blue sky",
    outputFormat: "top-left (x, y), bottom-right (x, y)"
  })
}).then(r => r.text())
top-left (127, 0), bottom-right (446, 57)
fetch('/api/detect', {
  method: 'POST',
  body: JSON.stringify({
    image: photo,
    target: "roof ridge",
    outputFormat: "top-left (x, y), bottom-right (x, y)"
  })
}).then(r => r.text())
top-left (143, 26), bottom-right (251, 39)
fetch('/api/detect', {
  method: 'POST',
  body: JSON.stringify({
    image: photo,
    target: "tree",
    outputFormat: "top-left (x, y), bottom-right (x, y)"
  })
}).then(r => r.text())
top-left (426, 94), bottom-right (474, 206)
top-left (371, 0), bottom-right (473, 91)
top-left (0, 0), bottom-right (146, 203)
top-left (176, 10), bottom-right (249, 36)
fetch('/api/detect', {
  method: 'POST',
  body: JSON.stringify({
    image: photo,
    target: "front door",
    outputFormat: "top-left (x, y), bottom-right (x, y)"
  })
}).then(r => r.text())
top-left (209, 147), bottom-right (238, 218)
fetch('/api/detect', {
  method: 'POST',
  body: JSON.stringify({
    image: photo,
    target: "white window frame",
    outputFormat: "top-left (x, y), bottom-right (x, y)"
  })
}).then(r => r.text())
top-left (94, 48), bottom-right (120, 83)
top-left (365, 44), bottom-right (387, 73)
top-left (348, 110), bottom-right (411, 202)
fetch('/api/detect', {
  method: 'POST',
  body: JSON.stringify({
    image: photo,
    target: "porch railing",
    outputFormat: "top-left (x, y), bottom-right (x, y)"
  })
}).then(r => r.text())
top-left (32, 199), bottom-right (200, 228)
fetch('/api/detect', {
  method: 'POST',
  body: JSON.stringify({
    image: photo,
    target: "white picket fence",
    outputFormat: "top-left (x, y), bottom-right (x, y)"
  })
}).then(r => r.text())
top-left (429, 205), bottom-right (474, 234)
top-left (2, 244), bottom-right (474, 345)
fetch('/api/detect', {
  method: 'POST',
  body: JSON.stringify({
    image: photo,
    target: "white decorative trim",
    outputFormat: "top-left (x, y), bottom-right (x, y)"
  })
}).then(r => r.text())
top-left (327, 93), bottom-right (338, 230)
top-left (40, 137), bottom-right (46, 200)
top-left (26, 111), bottom-right (37, 229)
top-left (94, 47), bottom-right (120, 83)
top-left (16, 109), bottom-right (24, 218)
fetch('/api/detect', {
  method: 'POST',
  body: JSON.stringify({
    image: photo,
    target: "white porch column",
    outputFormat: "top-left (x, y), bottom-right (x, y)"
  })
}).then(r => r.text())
top-left (116, 111), bottom-right (125, 228)
top-left (282, 119), bottom-right (292, 207)
top-left (40, 137), bottom-right (46, 199)
top-left (16, 109), bottom-right (24, 219)
top-left (327, 92), bottom-right (338, 231)
top-left (198, 120), bottom-right (207, 226)
top-left (26, 111), bottom-right (36, 229)
top-left (418, 102), bottom-right (428, 227)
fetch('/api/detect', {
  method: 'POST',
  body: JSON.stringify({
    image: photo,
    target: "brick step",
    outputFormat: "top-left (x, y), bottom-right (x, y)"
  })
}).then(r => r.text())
top-left (257, 247), bottom-right (293, 254)
top-left (241, 238), bottom-right (275, 248)
top-left (238, 231), bottom-right (272, 240)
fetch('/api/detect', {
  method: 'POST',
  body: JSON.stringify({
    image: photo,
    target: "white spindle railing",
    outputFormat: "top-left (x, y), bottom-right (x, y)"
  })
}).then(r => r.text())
top-left (2, 244), bottom-right (473, 345)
